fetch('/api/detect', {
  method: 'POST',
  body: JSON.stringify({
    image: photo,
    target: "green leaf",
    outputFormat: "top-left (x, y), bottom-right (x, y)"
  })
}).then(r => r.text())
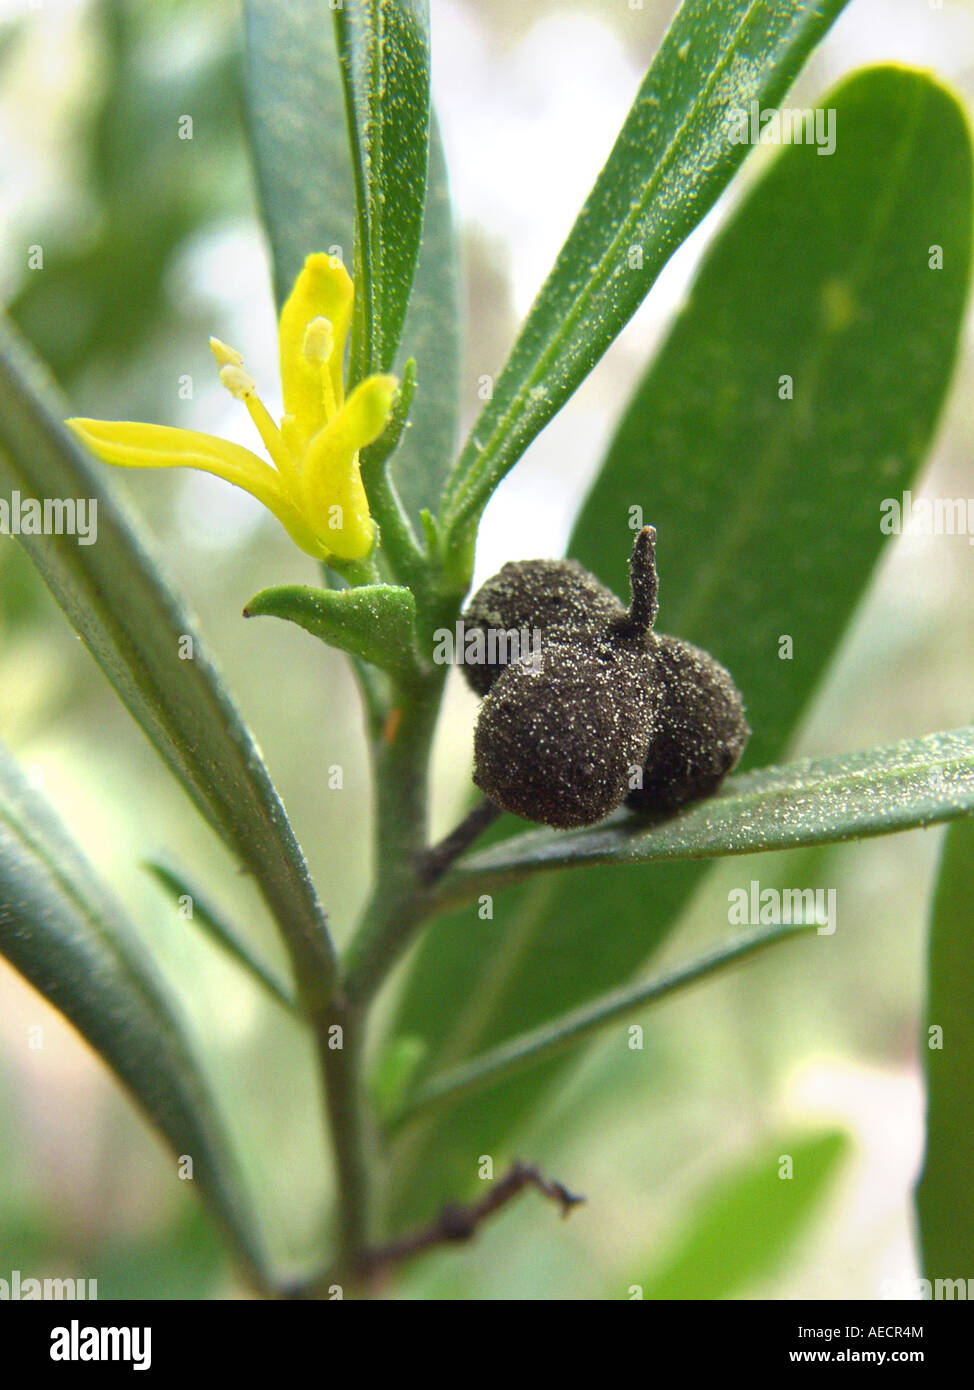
top-left (444, 728), bottom-right (974, 894)
top-left (632, 1130), bottom-right (849, 1300)
top-left (333, 0), bottom-right (431, 383)
top-left (0, 318), bottom-right (336, 1005)
top-left (573, 65), bottom-right (974, 771)
top-left (0, 744), bottom-right (269, 1287)
top-left (145, 860), bottom-right (299, 1016)
top-left (382, 66), bottom-right (974, 1230)
top-left (390, 120), bottom-right (461, 524)
top-left (244, 0), bottom-right (354, 308)
top-left (437, 0), bottom-right (851, 554)
top-left (244, 0), bottom-right (458, 522)
top-left (915, 816), bottom-right (974, 1286)
top-left (244, 582), bottom-right (418, 679)
top-left (398, 924), bottom-right (814, 1124)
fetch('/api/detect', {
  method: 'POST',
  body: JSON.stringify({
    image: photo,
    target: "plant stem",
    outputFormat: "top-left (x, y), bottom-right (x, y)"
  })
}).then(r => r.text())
top-left (368, 467), bottom-right (429, 592)
top-left (359, 359), bottom-right (429, 594)
top-left (315, 665), bottom-right (448, 1277)
top-left (315, 993), bottom-right (373, 1263)
top-left (416, 797), bottom-right (501, 885)
top-left (313, 565), bottom-right (472, 1279)
top-left (343, 673), bottom-right (446, 1007)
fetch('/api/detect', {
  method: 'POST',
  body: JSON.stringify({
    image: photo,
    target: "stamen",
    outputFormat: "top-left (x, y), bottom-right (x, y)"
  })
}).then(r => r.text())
top-left (219, 363), bottom-right (257, 401)
top-left (210, 337), bottom-right (244, 368)
top-left (216, 360), bottom-right (297, 489)
top-left (302, 316), bottom-right (338, 421)
top-left (302, 316), bottom-right (334, 364)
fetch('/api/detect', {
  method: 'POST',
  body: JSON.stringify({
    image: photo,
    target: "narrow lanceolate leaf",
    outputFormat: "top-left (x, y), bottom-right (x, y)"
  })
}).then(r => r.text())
top-left (244, 0), bottom-right (458, 522)
top-left (145, 860), bottom-right (299, 1016)
top-left (244, 0), bottom-right (355, 308)
top-left (398, 924), bottom-right (814, 1123)
top-left (244, 582), bottom-right (418, 679)
top-left (383, 67), bottom-right (974, 1229)
top-left (915, 816), bottom-right (974, 1286)
top-left (333, 0), bottom-right (431, 384)
top-left (0, 320), bottom-right (336, 1005)
top-left (573, 67), bottom-right (974, 772)
top-left (437, 0), bottom-right (851, 553)
top-left (631, 1130), bottom-right (849, 1300)
top-left (390, 118), bottom-right (461, 523)
top-left (0, 746), bottom-right (269, 1287)
top-left (445, 729), bottom-right (974, 895)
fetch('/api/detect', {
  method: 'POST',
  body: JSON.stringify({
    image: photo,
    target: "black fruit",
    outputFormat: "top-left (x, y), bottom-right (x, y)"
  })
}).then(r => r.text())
top-left (460, 558), bottom-right (626, 696)
top-left (625, 634), bottom-right (749, 815)
top-left (466, 527), bottom-right (750, 828)
top-left (473, 641), bottom-right (656, 828)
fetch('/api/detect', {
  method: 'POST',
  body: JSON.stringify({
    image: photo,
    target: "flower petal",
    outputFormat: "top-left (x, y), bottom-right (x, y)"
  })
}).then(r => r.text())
top-left (278, 254), bottom-right (353, 447)
top-left (67, 418), bottom-right (326, 559)
top-left (300, 375), bottom-right (397, 560)
top-left (305, 374), bottom-right (399, 467)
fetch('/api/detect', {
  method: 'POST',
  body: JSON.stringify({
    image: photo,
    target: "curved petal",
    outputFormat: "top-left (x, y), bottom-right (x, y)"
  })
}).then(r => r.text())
top-left (67, 418), bottom-right (325, 559)
top-left (301, 375), bottom-right (397, 559)
top-left (278, 254), bottom-right (354, 447)
top-left (305, 374), bottom-right (399, 470)
top-left (313, 465), bottom-right (375, 560)
top-left (68, 418), bottom-right (281, 504)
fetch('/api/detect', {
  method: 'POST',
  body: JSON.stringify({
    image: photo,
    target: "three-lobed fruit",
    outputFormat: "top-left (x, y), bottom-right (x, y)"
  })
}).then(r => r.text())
top-left (462, 527), bottom-right (750, 828)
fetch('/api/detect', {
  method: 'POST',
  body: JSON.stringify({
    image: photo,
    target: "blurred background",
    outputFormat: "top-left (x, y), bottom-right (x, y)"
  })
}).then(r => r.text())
top-left (0, 0), bottom-right (972, 1298)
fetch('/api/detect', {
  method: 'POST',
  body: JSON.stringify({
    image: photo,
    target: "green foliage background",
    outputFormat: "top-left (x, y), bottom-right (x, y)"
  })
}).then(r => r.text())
top-left (0, 0), bottom-right (972, 1298)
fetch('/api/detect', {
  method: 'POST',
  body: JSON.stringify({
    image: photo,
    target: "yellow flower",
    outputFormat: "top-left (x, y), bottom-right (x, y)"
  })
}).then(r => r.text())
top-left (67, 255), bottom-right (398, 562)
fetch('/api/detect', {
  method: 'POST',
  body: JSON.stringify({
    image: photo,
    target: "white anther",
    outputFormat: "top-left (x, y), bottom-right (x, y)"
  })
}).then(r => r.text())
top-left (219, 363), bottom-right (257, 400)
top-left (302, 316), bottom-right (334, 364)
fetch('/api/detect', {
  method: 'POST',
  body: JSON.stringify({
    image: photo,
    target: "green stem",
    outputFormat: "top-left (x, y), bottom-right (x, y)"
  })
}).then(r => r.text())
top-left (315, 994), bottom-right (374, 1265)
top-left (311, 552), bottom-right (466, 1276)
top-left (359, 360), bottom-right (429, 594)
top-left (369, 469), bottom-right (428, 591)
top-left (314, 663), bottom-right (449, 1278)
top-left (344, 673), bottom-right (446, 1006)
top-left (328, 553), bottom-right (382, 588)
top-left (393, 923), bottom-right (816, 1127)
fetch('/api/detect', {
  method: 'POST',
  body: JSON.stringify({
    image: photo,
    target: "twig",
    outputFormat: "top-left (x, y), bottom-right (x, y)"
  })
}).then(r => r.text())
top-left (355, 1162), bottom-right (584, 1276)
top-left (415, 797), bottom-right (501, 886)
